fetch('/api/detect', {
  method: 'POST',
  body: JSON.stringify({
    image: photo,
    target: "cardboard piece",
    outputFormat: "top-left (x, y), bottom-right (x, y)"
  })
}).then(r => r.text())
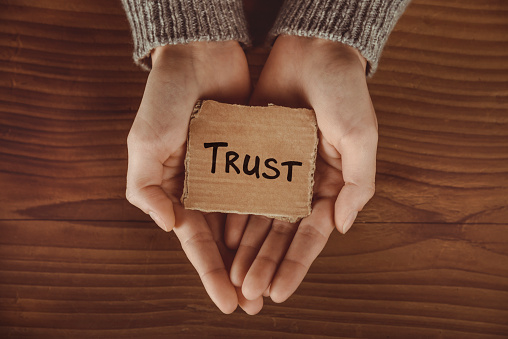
top-left (182, 100), bottom-right (318, 223)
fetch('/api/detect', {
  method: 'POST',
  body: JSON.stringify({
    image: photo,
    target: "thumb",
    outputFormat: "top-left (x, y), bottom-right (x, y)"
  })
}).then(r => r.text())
top-left (334, 182), bottom-right (374, 234)
top-left (333, 128), bottom-right (377, 234)
top-left (126, 141), bottom-right (176, 232)
top-left (127, 185), bottom-right (176, 233)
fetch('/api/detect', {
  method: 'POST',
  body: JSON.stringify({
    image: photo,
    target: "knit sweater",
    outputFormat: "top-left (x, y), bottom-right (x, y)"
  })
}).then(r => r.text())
top-left (121, 0), bottom-right (410, 76)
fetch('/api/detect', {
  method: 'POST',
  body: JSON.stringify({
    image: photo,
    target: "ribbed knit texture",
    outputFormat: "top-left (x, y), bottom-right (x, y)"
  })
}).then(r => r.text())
top-left (269, 0), bottom-right (411, 76)
top-left (121, 0), bottom-right (251, 70)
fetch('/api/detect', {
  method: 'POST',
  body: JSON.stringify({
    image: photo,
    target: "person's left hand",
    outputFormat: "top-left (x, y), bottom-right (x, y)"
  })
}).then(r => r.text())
top-left (225, 35), bottom-right (378, 303)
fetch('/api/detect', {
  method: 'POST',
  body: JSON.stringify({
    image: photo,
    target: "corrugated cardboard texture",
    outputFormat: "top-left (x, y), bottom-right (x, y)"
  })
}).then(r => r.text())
top-left (182, 100), bottom-right (317, 222)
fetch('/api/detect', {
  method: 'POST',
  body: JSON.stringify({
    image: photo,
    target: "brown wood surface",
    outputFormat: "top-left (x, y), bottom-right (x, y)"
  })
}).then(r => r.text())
top-left (0, 0), bottom-right (507, 338)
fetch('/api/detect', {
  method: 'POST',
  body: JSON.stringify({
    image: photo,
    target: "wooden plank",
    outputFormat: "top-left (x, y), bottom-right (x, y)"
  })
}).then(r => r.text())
top-left (0, 0), bottom-right (508, 336)
top-left (0, 220), bottom-right (507, 338)
top-left (1, 0), bottom-right (507, 223)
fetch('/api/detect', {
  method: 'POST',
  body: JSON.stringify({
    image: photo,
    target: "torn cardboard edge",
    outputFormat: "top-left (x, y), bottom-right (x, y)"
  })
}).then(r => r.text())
top-left (181, 100), bottom-right (318, 223)
top-left (181, 100), bottom-right (203, 216)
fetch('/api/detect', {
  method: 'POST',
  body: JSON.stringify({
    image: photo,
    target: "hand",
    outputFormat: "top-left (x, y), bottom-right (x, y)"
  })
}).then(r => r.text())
top-left (226, 35), bottom-right (378, 303)
top-left (126, 41), bottom-right (262, 314)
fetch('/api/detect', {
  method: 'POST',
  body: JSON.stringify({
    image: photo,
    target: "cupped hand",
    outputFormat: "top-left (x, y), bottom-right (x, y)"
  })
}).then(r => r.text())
top-left (226, 35), bottom-right (378, 303)
top-left (126, 41), bottom-right (262, 314)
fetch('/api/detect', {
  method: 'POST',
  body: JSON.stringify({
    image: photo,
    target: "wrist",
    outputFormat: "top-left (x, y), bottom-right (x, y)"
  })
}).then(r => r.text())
top-left (337, 42), bottom-right (368, 72)
top-left (151, 45), bottom-right (172, 66)
top-left (151, 44), bottom-right (192, 69)
top-left (275, 35), bottom-right (368, 73)
top-left (151, 41), bottom-right (243, 69)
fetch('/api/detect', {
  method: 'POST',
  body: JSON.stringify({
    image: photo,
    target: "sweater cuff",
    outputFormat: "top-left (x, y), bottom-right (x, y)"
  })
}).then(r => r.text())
top-left (268, 0), bottom-right (410, 76)
top-left (121, 0), bottom-right (251, 70)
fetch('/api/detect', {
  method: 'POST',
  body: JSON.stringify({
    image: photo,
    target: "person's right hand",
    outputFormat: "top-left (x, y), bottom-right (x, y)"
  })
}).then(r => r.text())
top-left (126, 41), bottom-right (262, 314)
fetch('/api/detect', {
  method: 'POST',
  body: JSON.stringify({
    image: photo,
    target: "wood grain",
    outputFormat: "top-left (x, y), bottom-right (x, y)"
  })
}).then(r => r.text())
top-left (1, 0), bottom-right (507, 337)
top-left (1, 221), bottom-right (507, 338)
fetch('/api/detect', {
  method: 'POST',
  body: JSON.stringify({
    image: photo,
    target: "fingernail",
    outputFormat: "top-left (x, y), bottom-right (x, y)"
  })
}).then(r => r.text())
top-left (342, 211), bottom-right (358, 234)
top-left (149, 211), bottom-right (167, 232)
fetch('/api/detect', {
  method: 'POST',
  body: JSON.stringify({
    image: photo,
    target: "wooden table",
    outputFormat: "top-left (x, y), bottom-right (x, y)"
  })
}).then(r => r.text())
top-left (1, 0), bottom-right (507, 337)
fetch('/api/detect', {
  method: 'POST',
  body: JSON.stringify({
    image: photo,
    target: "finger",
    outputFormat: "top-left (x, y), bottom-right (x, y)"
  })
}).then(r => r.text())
top-left (334, 126), bottom-right (377, 233)
top-left (203, 212), bottom-right (226, 242)
top-left (172, 205), bottom-right (238, 314)
top-left (242, 220), bottom-right (298, 301)
top-left (126, 144), bottom-right (175, 232)
top-left (262, 285), bottom-right (270, 297)
top-left (201, 213), bottom-right (266, 315)
top-left (270, 198), bottom-right (334, 303)
top-left (204, 213), bottom-right (233, 270)
top-left (236, 287), bottom-right (263, 315)
top-left (225, 213), bottom-right (250, 250)
top-left (205, 213), bottom-right (264, 315)
top-left (229, 216), bottom-right (273, 287)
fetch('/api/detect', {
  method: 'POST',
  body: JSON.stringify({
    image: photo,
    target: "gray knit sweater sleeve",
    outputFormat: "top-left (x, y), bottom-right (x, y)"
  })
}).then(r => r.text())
top-left (121, 0), bottom-right (250, 70)
top-left (269, 0), bottom-right (411, 76)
